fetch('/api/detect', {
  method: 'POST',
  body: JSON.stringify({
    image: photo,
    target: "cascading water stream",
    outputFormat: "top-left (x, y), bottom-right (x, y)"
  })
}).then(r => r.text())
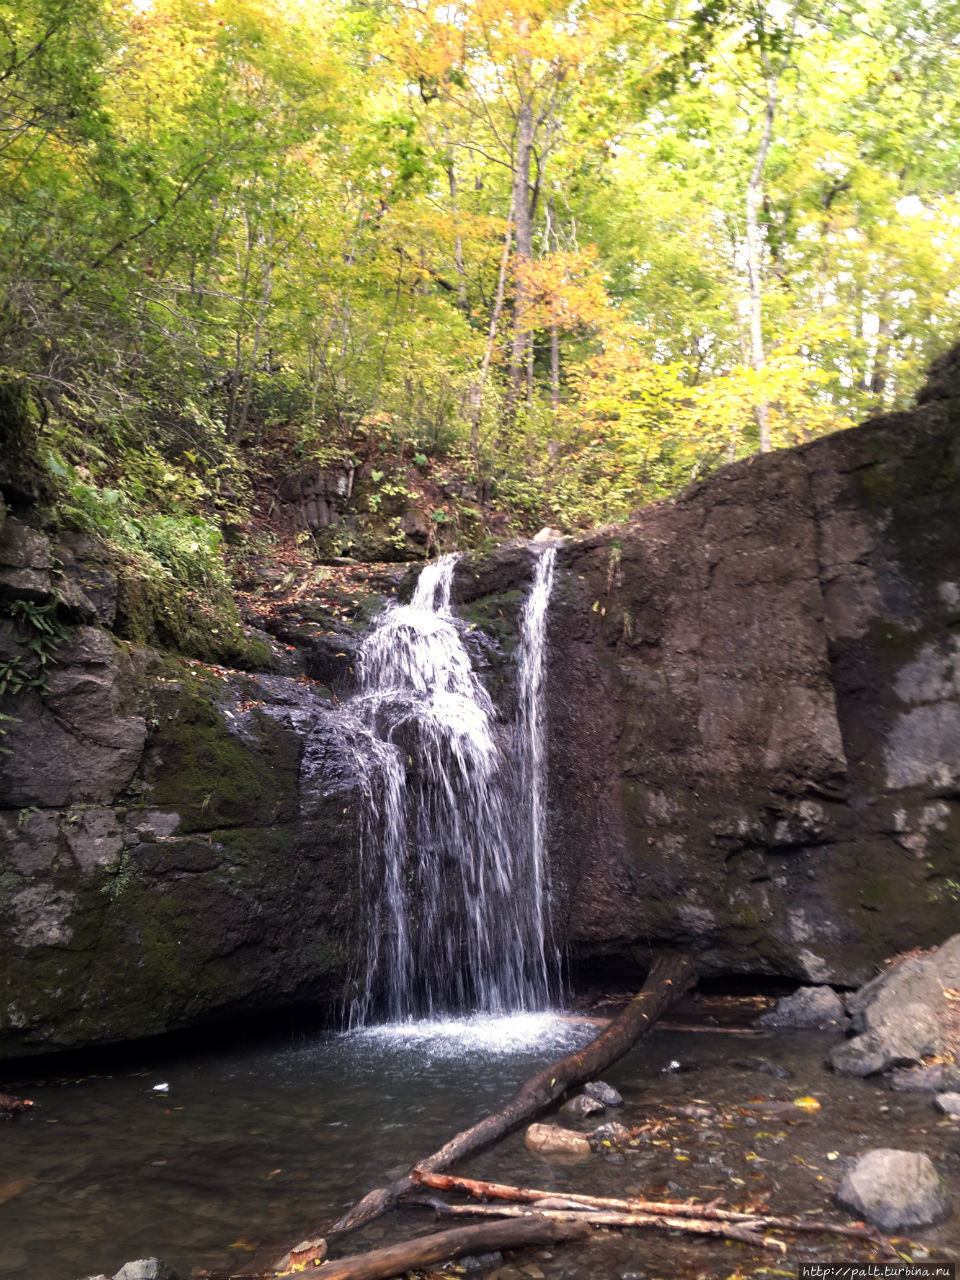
top-left (515, 544), bottom-right (559, 994)
top-left (345, 549), bottom-right (558, 1026)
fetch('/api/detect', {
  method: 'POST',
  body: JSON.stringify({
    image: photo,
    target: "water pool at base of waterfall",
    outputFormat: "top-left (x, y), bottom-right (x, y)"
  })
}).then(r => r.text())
top-left (3, 1013), bottom-right (960, 1280)
top-left (0, 1014), bottom-right (596, 1280)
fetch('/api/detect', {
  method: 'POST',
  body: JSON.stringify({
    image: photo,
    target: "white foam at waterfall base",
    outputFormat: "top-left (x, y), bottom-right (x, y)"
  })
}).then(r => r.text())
top-left (346, 1011), bottom-right (591, 1061)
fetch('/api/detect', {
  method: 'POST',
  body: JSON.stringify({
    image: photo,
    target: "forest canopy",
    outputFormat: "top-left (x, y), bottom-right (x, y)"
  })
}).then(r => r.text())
top-left (1, 0), bottom-right (958, 561)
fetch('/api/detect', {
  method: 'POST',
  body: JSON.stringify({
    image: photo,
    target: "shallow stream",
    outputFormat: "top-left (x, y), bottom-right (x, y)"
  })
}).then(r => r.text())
top-left (2, 1003), bottom-right (958, 1280)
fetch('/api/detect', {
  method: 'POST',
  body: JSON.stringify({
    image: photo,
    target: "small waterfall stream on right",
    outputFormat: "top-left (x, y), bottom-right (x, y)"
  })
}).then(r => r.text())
top-left (344, 546), bottom-right (560, 1027)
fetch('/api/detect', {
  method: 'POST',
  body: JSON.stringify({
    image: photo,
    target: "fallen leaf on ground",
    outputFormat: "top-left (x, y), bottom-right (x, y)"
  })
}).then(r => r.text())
top-left (0, 1178), bottom-right (36, 1205)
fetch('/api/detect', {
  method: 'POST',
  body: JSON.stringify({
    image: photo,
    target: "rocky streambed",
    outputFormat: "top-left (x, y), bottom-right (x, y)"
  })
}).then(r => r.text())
top-left (2, 977), bottom-right (959, 1280)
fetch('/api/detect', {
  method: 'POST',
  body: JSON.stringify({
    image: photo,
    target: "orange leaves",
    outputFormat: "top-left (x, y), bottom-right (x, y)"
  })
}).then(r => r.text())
top-left (513, 246), bottom-right (610, 333)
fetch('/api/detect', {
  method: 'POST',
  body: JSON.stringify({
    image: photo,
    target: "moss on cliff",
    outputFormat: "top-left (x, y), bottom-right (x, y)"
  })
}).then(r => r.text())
top-left (0, 383), bottom-right (49, 502)
top-left (146, 694), bottom-right (299, 832)
top-left (115, 570), bottom-right (273, 670)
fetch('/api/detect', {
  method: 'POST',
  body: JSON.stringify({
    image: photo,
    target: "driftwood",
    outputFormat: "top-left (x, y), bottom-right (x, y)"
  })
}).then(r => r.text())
top-left (413, 1170), bottom-right (890, 1248)
top-left (329, 952), bottom-right (696, 1235)
top-left (408, 1194), bottom-right (782, 1252)
top-left (281, 1217), bottom-right (592, 1280)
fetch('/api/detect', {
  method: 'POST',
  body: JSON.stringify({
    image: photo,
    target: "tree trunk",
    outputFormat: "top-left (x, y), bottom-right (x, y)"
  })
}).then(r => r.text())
top-left (869, 308), bottom-right (892, 398)
top-left (468, 196), bottom-right (514, 456)
top-left (745, 71), bottom-right (777, 453)
top-left (237, 228), bottom-right (274, 438)
top-left (446, 134), bottom-right (469, 314)
top-left (550, 316), bottom-right (560, 412)
top-left (226, 204), bottom-right (255, 440)
top-left (328, 953), bottom-right (696, 1236)
top-left (506, 97), bottom-right (534, 414)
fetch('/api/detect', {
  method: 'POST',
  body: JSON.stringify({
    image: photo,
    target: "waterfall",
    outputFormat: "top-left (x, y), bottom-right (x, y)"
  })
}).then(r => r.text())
top-left (516, 544), bottom-right (559, 994)
top-left (346, 549), bottom-right (558, 1025)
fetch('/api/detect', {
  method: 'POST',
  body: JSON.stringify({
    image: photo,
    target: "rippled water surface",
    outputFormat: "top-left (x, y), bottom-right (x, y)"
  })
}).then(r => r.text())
top-left (3, 1011), bottom-right (959, 1280)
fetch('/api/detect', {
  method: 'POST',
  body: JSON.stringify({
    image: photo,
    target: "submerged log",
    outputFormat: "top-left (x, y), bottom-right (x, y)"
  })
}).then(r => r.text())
top-left (285, 1216), bottom-right (592, 1280)
top-left (329, 952), bottom-right (696, 1235)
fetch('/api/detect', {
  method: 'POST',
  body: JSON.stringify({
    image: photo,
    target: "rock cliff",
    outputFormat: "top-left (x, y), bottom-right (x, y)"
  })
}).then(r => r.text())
top-left (540, 343), bottom-right (960, 986)
top-left (1, 344), bottom-right (958, 1055)
top-left (0, 523), bottom-right (364, 1055)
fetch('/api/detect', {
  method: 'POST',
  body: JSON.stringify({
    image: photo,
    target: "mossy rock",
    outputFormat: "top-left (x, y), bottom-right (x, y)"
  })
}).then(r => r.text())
top-left (115, 569), bottom-right (274, 670)
top-left (145, 690), bottom-right (300, 832)
top-left (457, 588), bottom-right (525, 648)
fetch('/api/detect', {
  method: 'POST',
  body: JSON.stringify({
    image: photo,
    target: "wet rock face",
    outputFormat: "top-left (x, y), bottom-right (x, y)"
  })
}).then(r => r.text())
top-left (0, 627), bottom-right (148, 809)
top-left (0, 644), bottom-right (359, 1058)
top-left (534, 349), bottom-right (960, 987)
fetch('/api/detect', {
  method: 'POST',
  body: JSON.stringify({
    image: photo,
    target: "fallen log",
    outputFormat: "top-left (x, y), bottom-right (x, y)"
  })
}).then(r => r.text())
top-left (412, 1170), bottom-right (890, 1248)
top-left (281, 1216), bottom-right (592, 1280)
top-left (328, 952), bottom-right (696, 1236)
top-left (407, 1193), bottom-right (782, 1253)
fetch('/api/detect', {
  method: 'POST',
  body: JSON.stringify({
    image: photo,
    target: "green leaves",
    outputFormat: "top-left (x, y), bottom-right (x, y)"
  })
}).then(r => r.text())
top-left (0, 599), bottom-right (70, 699)
top-left (0, 0), bottom-right (956, 553)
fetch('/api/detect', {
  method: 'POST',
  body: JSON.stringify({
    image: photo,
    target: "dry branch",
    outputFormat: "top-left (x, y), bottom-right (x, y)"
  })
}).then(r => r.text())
top-left (328, 952), bottom-right (696, 1236)
top-left (412, 1170), bottom-right (888, 1246)
top-left (408, 1194), bottom-right (782, 1252)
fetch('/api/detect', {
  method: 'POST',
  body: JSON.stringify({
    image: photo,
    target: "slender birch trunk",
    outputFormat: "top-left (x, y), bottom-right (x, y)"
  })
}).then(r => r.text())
top-left (745, 68), bottom-right (777, 454)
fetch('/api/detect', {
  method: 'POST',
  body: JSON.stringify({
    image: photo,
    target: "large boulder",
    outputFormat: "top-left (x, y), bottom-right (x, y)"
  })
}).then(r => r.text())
top-left (835, 1149), bottom-right (949, 1230)
top-left (112, 1262), bottom-right (180, 1280)
top-left (830, 1004), bottom-right (942, 1077)
top-left (758, 985), bottom-right (848, 1030)
top-left (846, 936), bottom-right (960, 1029)
top-left (831, 938), bottom-right (960, 1076)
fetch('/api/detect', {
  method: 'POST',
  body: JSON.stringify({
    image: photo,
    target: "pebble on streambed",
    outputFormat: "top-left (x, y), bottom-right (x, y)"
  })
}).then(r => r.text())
top-left (525, 1124), bottom-right (593, 1155)
top-left (80, 1261), bottom-right (180, 1280)
top-left (560, 1093), bottom-right (605, 1118)
top-left (583, 1080), bottom-right (623, 1107)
